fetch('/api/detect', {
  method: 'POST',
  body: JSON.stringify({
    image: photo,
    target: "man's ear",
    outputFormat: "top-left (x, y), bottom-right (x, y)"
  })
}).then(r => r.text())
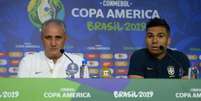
top-left (64, 33), bottom-right (68, 41)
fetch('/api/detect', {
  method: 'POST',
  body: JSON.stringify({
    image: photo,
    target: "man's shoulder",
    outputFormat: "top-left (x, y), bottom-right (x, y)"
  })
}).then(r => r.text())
top-left (64, 53), bottom-right (84, 65)
top-left (168, 49), bottom-right (187, 57)
top-left (130, 48), bottom-right (148, 60)
top-left (132, 48), bottom-right (147, 56)
top-left (65, 53), bottom-right (84, 60)
top-left (22, 51), bottom-right (44, 60)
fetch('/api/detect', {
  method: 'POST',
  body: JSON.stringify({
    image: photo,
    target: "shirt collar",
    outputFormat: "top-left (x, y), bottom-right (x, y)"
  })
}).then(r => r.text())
top-left (42, 51), bottom-right (66, 64)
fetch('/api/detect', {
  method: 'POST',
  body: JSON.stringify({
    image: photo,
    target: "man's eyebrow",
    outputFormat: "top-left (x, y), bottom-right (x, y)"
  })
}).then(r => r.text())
top-left (157, 32), bottom-right (168, 36)
top-left (147, 32), bottom-right (154, 35)
top-left (158, 32), bottom-right (165, 34)
top-left (44, 35), bottom-right (52, 37)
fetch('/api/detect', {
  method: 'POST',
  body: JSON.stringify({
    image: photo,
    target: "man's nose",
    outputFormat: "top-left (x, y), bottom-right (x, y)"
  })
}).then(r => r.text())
top-left (152, 37), bottom-right (158, 44)
top-left (50, 39), bottom-right (56, 47)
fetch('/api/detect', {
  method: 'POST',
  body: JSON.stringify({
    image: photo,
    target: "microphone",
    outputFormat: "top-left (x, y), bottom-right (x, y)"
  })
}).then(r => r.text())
top-left (159, 45), bottom-right (184, 78)
top-left (159, 45), bottom-right (164, 51)
top-left (60, 49), bottom-right (74, 63)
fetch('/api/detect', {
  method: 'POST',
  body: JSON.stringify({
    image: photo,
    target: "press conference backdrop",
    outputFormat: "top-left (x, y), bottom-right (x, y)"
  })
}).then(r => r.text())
top-left (0, 0), bottom-right (201, 78)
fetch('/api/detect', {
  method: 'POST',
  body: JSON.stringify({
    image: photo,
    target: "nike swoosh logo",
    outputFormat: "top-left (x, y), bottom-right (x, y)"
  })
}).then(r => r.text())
top-left (146, 67), bottom-right (153, 70)
top-left (34, 72), bottom-right (42, 74)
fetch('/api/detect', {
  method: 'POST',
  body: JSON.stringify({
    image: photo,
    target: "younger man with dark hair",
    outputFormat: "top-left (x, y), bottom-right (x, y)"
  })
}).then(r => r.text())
top-left (128, 18), bottom-right (190, 79)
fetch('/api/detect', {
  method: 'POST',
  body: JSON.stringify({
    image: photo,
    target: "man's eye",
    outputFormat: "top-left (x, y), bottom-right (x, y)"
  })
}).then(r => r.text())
top-left (158, 34), bottom-right (165, 38)
top-left (45, 36), bottom-right (52, 39)
top-left (147, 35), bottom-right (153, 38)
top-left (55, 36), bottom-right (62, 39)
top-left (159, 35), bottom-right (163, 37)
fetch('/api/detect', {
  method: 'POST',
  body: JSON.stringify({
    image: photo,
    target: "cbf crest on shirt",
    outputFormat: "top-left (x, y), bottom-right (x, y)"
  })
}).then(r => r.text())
top-left (167, 65), bottom-right (175, 78)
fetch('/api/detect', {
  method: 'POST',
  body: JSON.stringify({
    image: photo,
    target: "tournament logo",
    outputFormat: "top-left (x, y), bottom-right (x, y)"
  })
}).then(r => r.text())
top-left (0, 59), bottom-right (7, 65)
top-left (167, 66), bottom-right (175, 77)
top-left (114, 53), bottom-right (128, 60)
top-left (102, 61), bottom-right (113, 67)
top-left (87, 61), bottom-right (99, 67)
top-left (100, 54), bottom-right (113, 59)
top-left (187, 54), bottom-right (198, 60)
top-left (114, 68), bottom-right (128, 75)
top-left (88, 68), bottom-right (99, 75)
top-left (114, 61), bottom-right (128, 67)
top-left (85, 54), bottom-right (99, 59)
top-left (8, 67), bottom-right (18, 73)
top-left (0, 52), bottom-right (7, 57)
top-left (0, 67), bottom-right (7, 73)
top-left (9, 60), bottom-right (20, 66)
top-left (8, 52), bottom-right (23, 58)
top-left (27, 0), bottom-right (65, 29)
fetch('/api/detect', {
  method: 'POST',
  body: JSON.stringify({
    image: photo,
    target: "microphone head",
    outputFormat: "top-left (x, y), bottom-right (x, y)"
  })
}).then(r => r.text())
top-left (82, 59), bottom-right (87, 65)
top-left (60, 49), bottom-right (65, 54)
top-left (159, 45), bottom-right (164, 51)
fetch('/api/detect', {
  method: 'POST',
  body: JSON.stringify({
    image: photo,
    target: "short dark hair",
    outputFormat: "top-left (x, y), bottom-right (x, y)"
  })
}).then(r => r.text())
top-left (41, 19), bottom-right (66, 33)
top-left (146, 18), bottom-right (170, 35)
